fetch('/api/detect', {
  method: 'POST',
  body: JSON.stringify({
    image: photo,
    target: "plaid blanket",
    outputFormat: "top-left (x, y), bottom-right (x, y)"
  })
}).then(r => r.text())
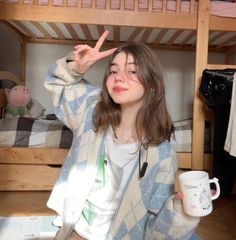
top-left (0, 117), bottom-right (73, 148)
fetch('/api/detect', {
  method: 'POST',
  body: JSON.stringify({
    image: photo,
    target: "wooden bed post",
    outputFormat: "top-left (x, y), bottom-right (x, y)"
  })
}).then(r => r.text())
top-left (20, 41), bottom-right (26, 83)
top-left (192, 0), bottom-right (210, 170)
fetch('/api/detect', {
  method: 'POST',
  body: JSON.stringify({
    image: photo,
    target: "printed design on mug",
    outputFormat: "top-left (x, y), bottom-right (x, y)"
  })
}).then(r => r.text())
top-left (183, 183), bottom-right (211, 210)
top-left (199, 187), bottom-right (211, 210)
top-left (183, 184), bottom-right (198, 210)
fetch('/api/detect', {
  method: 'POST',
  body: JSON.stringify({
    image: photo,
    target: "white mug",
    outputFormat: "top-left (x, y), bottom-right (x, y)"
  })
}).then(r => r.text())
top-left (178, 171), bottom-right (220, 217)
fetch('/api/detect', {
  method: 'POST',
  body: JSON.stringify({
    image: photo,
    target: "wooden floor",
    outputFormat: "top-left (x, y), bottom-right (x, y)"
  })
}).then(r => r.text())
top-left (196, 194), bottom-right (236, 240)
top-left (0, 191), bottom-right (235, 239)
top-left (0, 191), bottom-right (54, 217)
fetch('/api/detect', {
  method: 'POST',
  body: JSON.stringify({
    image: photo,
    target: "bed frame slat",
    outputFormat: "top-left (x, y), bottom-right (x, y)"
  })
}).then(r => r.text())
top-left (0, 147), bottom-right (66, 164)
top-left (0, 164), bottom-right (60, 190)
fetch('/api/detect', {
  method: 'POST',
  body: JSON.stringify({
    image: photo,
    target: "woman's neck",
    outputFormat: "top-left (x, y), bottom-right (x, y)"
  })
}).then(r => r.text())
top-left (113, 107), bottom-right (139, 144)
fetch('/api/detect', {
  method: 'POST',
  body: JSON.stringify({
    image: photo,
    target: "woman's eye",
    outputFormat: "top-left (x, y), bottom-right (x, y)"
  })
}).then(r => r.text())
top-left (109, 70), bottom-right (117, 75)
top-left (128, 70), bottom-right (136, 75)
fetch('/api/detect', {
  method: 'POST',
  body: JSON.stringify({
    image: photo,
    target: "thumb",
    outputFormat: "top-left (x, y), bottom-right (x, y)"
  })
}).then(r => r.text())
top-left (175, 192), bottom-right (184, 201)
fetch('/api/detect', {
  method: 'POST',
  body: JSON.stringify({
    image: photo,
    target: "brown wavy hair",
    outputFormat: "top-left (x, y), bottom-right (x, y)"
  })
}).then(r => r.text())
top-left (93, 42), bottom-right (174, 146)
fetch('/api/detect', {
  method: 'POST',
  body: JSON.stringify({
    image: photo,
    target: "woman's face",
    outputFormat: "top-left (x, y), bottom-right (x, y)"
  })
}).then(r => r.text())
top-left (106, 52), bottom-right (145, 110)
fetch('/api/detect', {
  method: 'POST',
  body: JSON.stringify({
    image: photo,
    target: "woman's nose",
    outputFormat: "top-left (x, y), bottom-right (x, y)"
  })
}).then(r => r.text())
top-left (114, 71), bottom-right (125, 82)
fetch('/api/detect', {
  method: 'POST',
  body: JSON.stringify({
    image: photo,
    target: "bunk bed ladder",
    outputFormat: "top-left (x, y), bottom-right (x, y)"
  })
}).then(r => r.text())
top-left (192, 0), bottom-right (210, 170)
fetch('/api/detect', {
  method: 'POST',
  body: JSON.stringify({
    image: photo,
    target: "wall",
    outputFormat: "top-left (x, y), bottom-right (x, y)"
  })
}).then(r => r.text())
top-left (26, 43), bottom-right (108, 116)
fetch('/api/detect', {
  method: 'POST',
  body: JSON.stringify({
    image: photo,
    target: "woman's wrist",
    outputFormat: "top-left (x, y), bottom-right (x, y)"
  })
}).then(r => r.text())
top-left (66, 52), bottom-right (84, 76)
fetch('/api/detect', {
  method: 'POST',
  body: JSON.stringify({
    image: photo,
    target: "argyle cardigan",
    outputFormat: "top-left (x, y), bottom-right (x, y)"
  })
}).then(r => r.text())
top-left (44, 57), bottom-right (200, 240)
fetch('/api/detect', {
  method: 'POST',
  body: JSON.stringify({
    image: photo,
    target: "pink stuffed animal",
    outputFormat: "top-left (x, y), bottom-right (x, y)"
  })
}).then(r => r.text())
top-left (5, 85), bottom-right (45, 119)
top-left (5, 85), bottom-right (31, 118)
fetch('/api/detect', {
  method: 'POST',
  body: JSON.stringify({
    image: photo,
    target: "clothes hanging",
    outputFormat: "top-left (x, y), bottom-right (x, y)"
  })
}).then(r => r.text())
top-left (199, 69), bottom-right (234, 110)
top-left (224, 73), bottom-right (236, 157)
top-left (200, 69), bottom-right (236, 197)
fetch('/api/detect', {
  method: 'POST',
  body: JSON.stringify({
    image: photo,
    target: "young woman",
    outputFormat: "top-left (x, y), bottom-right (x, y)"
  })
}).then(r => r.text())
top-left (45, 31), bottom-right (199, 240)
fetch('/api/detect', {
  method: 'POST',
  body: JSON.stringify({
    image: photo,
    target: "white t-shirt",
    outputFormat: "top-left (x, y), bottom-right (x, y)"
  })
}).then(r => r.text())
top-left (74, 127), bottom-right (139, 240)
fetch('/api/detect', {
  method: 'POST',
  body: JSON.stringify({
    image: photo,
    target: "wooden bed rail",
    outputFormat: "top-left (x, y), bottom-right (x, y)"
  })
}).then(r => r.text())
top-left (207, 64), bottom-right (236, 70)
top-left (0, 71), bottom-right (22, 85)
top-left (0, 147), bottom-right (212, 191)
top-left (1, 0), bottom-right (196, 14)
top-left (0, 1), bottom-right (197, 30)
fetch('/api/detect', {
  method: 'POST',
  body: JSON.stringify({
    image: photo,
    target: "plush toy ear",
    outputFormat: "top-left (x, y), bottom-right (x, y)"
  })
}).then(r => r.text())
top-left (5, 88), bottom-right (11, 97)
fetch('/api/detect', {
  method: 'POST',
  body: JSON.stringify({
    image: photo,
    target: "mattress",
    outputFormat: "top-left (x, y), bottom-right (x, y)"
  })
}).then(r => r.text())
top-left (0, 116), bottom-right (212, 153)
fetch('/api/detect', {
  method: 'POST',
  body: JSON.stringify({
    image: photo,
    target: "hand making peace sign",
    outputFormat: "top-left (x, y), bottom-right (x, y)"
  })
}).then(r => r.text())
top-left (72, 31), bottom-right (117, 75)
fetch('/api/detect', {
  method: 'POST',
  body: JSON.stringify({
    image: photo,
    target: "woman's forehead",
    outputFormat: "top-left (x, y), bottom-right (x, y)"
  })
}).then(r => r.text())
top-left (112, 52), bottom-right (135, 64)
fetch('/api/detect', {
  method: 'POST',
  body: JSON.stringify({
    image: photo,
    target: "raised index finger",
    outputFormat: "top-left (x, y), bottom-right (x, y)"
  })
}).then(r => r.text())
top-left (95, 31), bottom-right (109, 50)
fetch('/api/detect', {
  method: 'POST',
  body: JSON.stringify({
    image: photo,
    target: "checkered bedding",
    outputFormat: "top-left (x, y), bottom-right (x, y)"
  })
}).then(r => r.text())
top-left (0, 116), bottom-right (73, 148)
top-left (0, 117), bottom-right (211, 152)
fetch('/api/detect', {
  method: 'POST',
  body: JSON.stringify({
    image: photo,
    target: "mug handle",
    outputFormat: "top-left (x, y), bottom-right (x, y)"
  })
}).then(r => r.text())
top-left (209, 177), bottom-right (220, 200)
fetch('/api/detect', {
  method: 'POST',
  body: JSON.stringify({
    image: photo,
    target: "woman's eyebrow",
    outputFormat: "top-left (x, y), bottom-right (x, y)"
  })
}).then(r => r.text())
top-left (111, 62), bottom-right (136, 66)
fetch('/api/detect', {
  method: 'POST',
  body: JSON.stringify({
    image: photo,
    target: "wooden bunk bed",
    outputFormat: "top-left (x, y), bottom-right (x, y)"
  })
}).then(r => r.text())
top-left (0, 0), bottom-right (236, 195)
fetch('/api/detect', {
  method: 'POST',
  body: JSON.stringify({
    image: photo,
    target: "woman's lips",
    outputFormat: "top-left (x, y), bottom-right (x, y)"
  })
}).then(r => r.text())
top-left (113, 86), bottom-right (127, 93)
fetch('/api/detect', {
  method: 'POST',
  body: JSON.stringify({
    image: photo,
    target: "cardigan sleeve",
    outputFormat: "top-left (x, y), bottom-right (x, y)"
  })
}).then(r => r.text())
top-left (146, 150), bottom-right (200, 240)
top-left (44, 55), bottom-right (100, 130)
